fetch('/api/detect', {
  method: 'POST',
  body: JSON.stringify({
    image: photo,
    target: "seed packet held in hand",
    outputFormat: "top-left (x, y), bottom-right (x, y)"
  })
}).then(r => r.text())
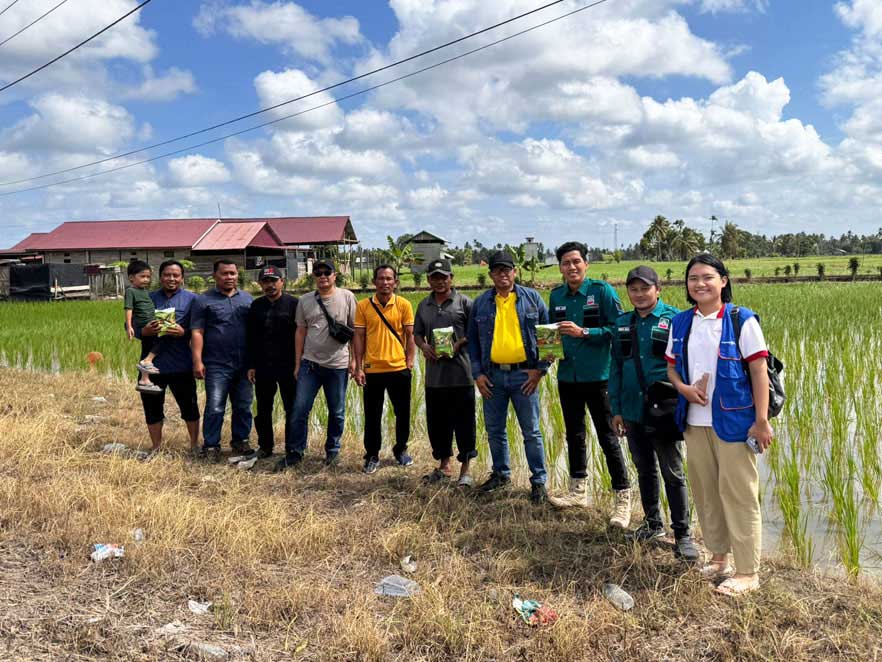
top-left (432, 326), bottom-right (456, 358)
top-left (154, 308), bottom-right (176, 336)
top-left (536, 323), bottom-right (564, 361)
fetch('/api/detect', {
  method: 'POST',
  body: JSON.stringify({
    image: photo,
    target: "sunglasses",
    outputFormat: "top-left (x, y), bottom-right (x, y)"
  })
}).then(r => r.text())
top-left (313, 269), bottom-right (333, 277)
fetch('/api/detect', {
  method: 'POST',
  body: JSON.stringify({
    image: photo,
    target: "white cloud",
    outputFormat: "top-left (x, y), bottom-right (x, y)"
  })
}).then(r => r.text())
top-left (124, 67), bottom-right (197, 102)
top-left (194, 1), bottom-right (361, 64)
top-left (406, 184), bottom-right (447, 210)
top-left (698, 0), bottom-right (767, 14)
top-left (167, 155), bottom-right (231, 187)
top-left (835, 0), bottom-right (882, 37)
top-left (253, 68), bottom-right (344, 132)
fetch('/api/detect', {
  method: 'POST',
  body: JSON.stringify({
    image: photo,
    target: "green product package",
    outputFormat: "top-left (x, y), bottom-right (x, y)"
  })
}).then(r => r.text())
top-left (432, 326), bottom-right (456, 358)
top-left (535, 323), bottom-right (564, 361)
top-left (154, 308), bottom-right (177, 337)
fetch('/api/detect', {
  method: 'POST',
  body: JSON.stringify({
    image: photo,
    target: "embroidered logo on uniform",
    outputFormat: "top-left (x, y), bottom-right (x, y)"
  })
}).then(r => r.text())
top-left (618, 326), bottom-right (630, 333)
top-left (658, 318), bottom-right (670, 330)
top-left (555, 305), bottom-right (567, 312)
top-left (585, 295), bottom-right (595, 305)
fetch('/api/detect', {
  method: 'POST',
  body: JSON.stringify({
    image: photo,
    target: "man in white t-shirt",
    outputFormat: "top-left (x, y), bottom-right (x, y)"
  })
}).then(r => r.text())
top-left (276, 260), bottom-right (357, 471)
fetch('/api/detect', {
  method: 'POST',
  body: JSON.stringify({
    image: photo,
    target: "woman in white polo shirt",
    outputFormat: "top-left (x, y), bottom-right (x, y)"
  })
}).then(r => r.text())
top-left (665, 254), bottom-right (773, 596)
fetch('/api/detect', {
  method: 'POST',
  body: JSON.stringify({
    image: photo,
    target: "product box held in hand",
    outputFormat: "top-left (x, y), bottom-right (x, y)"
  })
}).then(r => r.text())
top-left (536, 323), bottom-right (564, 361)
top-left (432, 326), bottom-right (456, 358)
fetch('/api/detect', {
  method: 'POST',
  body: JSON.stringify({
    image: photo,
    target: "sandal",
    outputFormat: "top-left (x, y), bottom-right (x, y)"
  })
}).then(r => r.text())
top-left (137, 361), bottom-right (160, 374)
top-left (699, 562), bottom-right (735, 580)
top-left (715, 575), bottom-right (760, 597)
top-left (422, 469), bottom-right (450, 483)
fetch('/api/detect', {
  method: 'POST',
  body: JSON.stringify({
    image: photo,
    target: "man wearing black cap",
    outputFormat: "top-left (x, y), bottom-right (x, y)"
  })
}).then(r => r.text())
top-left (413, 258), bottom-right (476, 486)
top-left (609, 266), bottom-right (699, 560)
top-left (467, 250), bottom-right (550, 503)
top-left (276, 259), bottom-right (357, 471)
top-left (246, 266), bottom-right (298, 459)
top-left (546, 241), bottom-right (630, 527)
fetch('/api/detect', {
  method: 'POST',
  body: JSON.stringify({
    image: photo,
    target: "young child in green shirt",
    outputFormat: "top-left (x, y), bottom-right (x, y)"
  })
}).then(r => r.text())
top-left (124, 260), bottom-right (162, 394)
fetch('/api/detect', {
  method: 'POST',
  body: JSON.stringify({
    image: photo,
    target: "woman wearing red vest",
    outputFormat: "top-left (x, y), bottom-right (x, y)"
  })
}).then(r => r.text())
top-left (665, 254), bottom-right (773, 596)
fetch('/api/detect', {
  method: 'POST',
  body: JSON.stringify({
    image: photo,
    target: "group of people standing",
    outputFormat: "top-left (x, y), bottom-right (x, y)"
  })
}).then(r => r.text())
top-left (124, 241), bottom-right (773, 597)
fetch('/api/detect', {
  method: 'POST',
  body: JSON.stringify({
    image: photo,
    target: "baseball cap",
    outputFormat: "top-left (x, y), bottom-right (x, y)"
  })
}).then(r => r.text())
top-left (426, 258), bottom-right (452, 276)
top-left (312, 259), bottom-right (335, 273)
top-left (626, 265), bottom-right (660, 286)
top-left (488, 251), bottom-right (515, 269)
top-left (257, 266), bottom-right (283, 280)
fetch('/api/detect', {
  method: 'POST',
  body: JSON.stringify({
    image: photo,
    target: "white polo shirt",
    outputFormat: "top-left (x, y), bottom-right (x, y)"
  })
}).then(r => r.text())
top-left (665, 306), bottom-right (768, 427)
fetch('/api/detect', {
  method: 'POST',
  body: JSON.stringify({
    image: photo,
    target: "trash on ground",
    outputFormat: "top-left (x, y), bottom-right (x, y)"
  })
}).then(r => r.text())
top-left (236, 457), bottom-right (257, 470)
top-left (399, 555), bottom-right (417, 574)
top-left (91, 396), bottom-right (108, 403)
top-left (375, 574), bottom-right (421, 597)
top-left (90, 543), bottom-right (125, 562)
top-left (177, 640), bottom-right (228, 660)
top-left (602, 583), bottom-right (635, 611)
top-left (227, 455), bottom-right (247, 465)
top-left (156, 620), bottom-right (188, 636)
top-left (511, 594), bottom-right (559, 626)
top-left (131, 528), bottom-right (145, 543)
top-left (83, 415), bottom-right (104, 423)
top-left (201, 475), bottom-right (220, 483)
top-left (188, 599), bottom-right (213, 615)
top-left (101, 443), bottom-right (149, 460)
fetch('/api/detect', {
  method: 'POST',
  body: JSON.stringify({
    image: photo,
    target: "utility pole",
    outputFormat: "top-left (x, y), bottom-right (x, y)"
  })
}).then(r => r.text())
top-left (613, 222), bottom-right (618, 252)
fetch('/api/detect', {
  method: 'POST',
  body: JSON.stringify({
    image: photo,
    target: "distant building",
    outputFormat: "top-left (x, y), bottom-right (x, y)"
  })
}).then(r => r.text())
top-left (409, 230), bottom-right (453, 272)
top-left (2, 216), bottom-right (358, 277)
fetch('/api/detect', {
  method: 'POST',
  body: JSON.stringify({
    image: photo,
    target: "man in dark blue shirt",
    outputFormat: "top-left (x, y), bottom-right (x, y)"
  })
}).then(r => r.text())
top-left (191, 259), bottom-right (254, 461)
top-left (139, 260), bottom-right (199, 452)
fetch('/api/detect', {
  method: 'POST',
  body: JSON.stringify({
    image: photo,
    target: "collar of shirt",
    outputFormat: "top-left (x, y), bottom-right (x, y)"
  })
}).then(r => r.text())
top-left (693, 305), bottom-right (725, 320)
top-left (371, 293), bottom-right (396, 308)
top-left (494, 290), bottom-right (517, 305)
top-left (639, 299), bottom-right (667, 320)
top-left (431, 289), bottom-right (457, 308)
top-left (212, 287), bottom-right (242, 299)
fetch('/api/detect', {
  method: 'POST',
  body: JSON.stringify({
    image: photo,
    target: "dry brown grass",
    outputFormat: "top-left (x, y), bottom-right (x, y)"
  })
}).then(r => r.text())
top-left (0, 368), bottom-right (880, 661)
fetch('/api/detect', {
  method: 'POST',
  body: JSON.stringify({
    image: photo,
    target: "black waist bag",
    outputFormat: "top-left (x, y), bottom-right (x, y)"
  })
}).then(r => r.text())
top-left (631, 313), bottom-right (681, 442)
top-left (315, 292), bottom-right (354, 345)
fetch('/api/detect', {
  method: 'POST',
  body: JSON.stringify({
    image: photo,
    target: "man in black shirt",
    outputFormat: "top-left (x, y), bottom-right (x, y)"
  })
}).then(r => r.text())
top-left (246, 266), bottom-right (298, 458)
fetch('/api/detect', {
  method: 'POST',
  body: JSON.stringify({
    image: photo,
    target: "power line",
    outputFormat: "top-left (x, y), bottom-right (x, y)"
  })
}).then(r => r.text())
top-left (0, 0), bottom-right (152, 94)
top-left (0, 0), bottom-right (71, 49)
top-left (0, 0), bottom-right (611, 197)
top-left (0, 0), bottom-right (573, 188)
top-left (0, 0), bottom-right (23, 19)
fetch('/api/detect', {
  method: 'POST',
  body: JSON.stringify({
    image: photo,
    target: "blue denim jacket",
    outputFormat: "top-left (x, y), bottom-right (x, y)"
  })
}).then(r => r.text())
top-left (467, 284), bottom-right (550, 379)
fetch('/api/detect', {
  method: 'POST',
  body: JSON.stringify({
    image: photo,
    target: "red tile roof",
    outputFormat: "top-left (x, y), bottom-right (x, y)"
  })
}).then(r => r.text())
top-left (8, 232), bottom-right (50, 251)
top-left (192, 222), bottom-right (283, 251)
top-left (225, 216), bottom-right (355, 244)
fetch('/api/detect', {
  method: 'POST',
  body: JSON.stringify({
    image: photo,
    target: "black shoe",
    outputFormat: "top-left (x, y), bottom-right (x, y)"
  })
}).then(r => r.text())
top-left (323, 453), bottom-right (339, 467)
top-left (273, 454), bottom-right (302, 472)
top-left (477, 472), bottom-right (511, 493)
top-left (395, 453), bottom-right (414, 467)
top-left (624, 521), bottom-right (666, 542)
top-left (256, 448), bottom-right (273, 459)
top-left (530, 483), bottom-right (548, 505)
top-left (675, 535), bottom-right (701, 561)
top-left (231, 440), bottom-right (254, 455)
top-left (363, 456), bottom-right (380, 474)
top-left (198, 446), bottom-right (221, 463)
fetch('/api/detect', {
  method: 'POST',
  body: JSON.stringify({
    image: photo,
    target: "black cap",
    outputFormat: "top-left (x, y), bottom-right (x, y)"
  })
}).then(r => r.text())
top-left (257, 266), bottom-right (283, 280)
top-left (312, 259), bottom-right (335, 273)
top-left (426, 258), bottom-right (452, 276)
top-left (488, 251), bottom-right (515, 269)
top-left (626, 266), bottom-right (660, 286)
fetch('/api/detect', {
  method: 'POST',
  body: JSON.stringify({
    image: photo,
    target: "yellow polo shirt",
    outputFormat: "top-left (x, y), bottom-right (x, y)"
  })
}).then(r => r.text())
top-left (355, 294), bottom-right (414, 373)
top-left (490, 292), bottom-right (527, 364)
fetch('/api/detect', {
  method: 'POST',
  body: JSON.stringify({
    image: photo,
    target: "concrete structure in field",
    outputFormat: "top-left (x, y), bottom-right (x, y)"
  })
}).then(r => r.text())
top-left (409, 230), bottom-right (453, 272)
top-left (2, 216), bottom-right (358, 277)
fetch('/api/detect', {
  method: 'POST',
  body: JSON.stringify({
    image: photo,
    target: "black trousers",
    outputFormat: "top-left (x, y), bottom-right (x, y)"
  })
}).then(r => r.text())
top-left (253, 370), bottom-right (296, 453)
top-left (625, 419), bottom-right (691, 538)
top-left (425, 385), bottom-right (478, 463)
top-left (363, 370), bottom-right (411, 460)
top-left (141, 372), bottom-right (200, 426)
top-left (558, 380), bottom-right (630, 490)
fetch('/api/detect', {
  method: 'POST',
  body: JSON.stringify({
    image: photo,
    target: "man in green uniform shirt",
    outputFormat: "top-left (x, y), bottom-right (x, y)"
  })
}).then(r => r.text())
top-left (547, 241), bottom-right (631, 528)
top-left (609, 266), bottom-right (699, 560)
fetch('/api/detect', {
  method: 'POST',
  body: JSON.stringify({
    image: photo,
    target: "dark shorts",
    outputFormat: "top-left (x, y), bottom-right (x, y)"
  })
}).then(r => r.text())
top-left (141, 372), bottom-right (200, 425)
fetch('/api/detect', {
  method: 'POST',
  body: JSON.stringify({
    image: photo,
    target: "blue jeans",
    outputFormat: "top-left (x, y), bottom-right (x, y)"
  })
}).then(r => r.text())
top-left (286, 359), bottom-right (349, 458)
top-left (482, 367), bottom-right (547, 485)
top-left (203, 365), bottom-right (253, 448)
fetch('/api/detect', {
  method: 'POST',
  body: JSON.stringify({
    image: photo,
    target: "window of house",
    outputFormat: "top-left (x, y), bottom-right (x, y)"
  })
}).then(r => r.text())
top-left (63, 259), bottom-right (71, 264)
top-left (164, 250), bottom-right (174, 258)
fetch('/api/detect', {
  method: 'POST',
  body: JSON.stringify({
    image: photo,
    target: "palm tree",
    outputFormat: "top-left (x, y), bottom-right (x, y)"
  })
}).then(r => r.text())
top-left (381, 235), bottom-right (415, 279)
top-left (645, 215), bottom-right (671, 262)
top-left (669, 220), bottom-right (701, 260)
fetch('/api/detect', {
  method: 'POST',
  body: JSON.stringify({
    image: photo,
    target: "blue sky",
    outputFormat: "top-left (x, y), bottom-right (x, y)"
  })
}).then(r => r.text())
top-left (1, 0), bottom-right (881, 249)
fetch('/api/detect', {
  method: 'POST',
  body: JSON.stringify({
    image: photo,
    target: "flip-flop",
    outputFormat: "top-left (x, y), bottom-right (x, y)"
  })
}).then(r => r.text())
top-left (135, 383), bottom-right (162, 394)
top-left (699, 563), bottom-right (735, 580)
top-left (714, 576), bottom-right (760, 597)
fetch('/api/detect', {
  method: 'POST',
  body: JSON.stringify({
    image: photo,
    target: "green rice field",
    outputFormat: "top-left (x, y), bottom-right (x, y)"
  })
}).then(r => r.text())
top-left (1, 281), bottom-right (880, 577)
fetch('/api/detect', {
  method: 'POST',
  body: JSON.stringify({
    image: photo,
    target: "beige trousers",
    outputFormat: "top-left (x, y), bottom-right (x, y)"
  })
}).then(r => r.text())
top-left (684, 425), bottom-right (761, 575)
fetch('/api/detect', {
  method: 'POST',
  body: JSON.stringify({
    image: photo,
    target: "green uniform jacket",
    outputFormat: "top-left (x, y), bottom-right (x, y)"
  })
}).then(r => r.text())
top-left (549, 278), bottom-right (623, 383)
top-left (608, 299), bottom-right (680, 424)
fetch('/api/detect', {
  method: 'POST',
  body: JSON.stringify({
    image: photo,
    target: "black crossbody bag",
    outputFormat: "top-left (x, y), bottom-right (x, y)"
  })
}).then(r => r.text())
top-left (315, 292), bottom-right (354, 345)
top-left (369, 298), bottom-right (405, 347)
top-left (630, 312), bottom-right (681, 441)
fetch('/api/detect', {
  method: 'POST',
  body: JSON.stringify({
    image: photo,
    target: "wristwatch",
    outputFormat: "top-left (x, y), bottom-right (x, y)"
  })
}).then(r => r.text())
top-left (581, 327), bottom-right (590, 336)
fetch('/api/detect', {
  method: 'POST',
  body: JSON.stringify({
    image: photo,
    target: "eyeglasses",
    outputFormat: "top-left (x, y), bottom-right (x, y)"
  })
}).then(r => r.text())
top-left (313, 269), bottom-right (333, 277)
top-left (491, 266), bottom-right (513, 275)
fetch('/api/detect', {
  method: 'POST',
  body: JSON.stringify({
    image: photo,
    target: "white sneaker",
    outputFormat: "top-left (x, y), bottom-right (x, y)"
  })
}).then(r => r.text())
top-left (609, 488), bottom-right (632, 529)
top-left (548, 477), bottom-right (588, 509)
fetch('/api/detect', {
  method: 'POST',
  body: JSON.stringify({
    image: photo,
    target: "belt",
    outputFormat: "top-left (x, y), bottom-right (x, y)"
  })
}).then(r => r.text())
top-left (491, 361), bottom-right (529, 371)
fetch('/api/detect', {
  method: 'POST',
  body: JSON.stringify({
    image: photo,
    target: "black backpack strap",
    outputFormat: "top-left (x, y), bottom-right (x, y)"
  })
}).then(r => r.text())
top-left (682, 312), bottom-right (691, 384)
top-left (315, 291), bottom-right (337, 326)
top-left (369, 297), bottom-right (404, 347)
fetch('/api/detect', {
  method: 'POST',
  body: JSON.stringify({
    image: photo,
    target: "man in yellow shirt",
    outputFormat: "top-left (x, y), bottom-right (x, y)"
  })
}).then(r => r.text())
top-left (354, 265), bottom-right (416, 474)
top-left (466, 251), bottom-right (551, 503)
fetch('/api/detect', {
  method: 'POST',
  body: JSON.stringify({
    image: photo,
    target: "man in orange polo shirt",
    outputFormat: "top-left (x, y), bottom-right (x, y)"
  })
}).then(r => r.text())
top-left (353, 265), bottom-right (417, 474)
